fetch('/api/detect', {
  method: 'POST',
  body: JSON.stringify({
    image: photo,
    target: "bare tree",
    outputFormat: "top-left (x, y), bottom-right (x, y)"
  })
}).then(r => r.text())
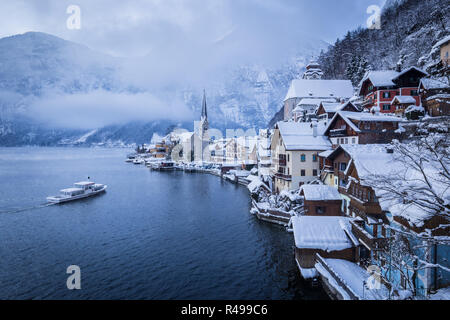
top-left (365, 119), bottom-right (450, 297)
top-left (368, 121), bottom-right (449, 224)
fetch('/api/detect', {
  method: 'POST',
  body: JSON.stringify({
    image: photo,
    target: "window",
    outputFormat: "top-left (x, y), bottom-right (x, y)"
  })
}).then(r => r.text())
top-left (315, 206), bottom-right (326, 214)
top-left (313, 169), bottom-right (318, 176)
top-left (364, 122), bottom-right (371, 130)
top-left (288, 168), bottom-right (290, 175)
top-left (383, 104), bottom-right (391, 111)
top-left (383, 92), bottom-right (390, 99)
top-left (340, 162), bottom-right (347, 172)
top-left (301, 154), bottom-right (306, 162)
top-left (287, 154), bottom-right (290, 162)
top-left (301, 170), bottom-right (306, 177)
top-left (344, 138), bottom-right (348, 144)
top-left (352, 138), bottom-right (356, 144)
top-left (312, 154), bottom-right (318, 162)
top-left (411, 90), bottom-right (418, 96)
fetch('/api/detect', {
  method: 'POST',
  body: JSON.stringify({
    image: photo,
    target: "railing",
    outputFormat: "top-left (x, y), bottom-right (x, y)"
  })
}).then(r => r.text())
top-left (350, 220), bottom-right (387, 250)
top-left (275, 173), bottom-right (292, 181)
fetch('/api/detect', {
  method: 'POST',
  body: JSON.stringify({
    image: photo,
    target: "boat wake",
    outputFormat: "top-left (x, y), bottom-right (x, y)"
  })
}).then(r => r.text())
top-left (0, 202), bottom-right (56, 214)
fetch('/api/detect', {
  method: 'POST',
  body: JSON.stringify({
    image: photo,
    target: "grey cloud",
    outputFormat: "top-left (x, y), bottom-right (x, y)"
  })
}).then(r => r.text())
top-left (27, 90), bottom-right (194, 129)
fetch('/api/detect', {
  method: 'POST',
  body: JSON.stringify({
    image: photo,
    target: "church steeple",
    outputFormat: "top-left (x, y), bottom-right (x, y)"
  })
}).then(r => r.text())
top-left (201, 89), bottom-right (208, 120)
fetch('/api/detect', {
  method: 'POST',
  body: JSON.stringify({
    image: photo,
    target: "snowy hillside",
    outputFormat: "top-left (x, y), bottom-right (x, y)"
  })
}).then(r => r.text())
top-left (0, 32), bottom-right (327, 146)
top-left (318, 0), bottom-right (449, 83)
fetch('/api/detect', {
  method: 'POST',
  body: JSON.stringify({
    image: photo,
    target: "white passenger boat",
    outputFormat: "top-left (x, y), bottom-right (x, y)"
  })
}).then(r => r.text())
top-left (47, 181), bottom-right (107, 204)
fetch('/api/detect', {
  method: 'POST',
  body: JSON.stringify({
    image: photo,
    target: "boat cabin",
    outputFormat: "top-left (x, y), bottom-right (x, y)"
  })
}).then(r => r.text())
top-left (60, 188), bottom-right (84, 196)
top-left (74, 181), bottom-right (96, 190)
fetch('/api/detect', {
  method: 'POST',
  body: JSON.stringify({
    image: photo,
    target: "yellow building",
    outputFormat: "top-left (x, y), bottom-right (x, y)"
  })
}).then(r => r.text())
top-left (271, 121), bottom-right (331, 193)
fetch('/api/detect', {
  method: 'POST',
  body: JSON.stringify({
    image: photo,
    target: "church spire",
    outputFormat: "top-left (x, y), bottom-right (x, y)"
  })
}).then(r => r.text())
top-left (201, 89), bottom-right (208, 120)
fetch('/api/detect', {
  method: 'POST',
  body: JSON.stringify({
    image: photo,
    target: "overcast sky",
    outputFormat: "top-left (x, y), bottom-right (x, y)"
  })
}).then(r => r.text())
top-left (0, 0), bottom-right (388, 130)
top-left (1, 0), bottom-right (386, 58)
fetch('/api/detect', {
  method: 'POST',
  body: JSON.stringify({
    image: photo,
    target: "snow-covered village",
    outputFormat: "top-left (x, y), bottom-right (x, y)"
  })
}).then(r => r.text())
top-left (0, 0), bottom-right (449, 305)
top-left (130, 47), bottom-right (450, 300)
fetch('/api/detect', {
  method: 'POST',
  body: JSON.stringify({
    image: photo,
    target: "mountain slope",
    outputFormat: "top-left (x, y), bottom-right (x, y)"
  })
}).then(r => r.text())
top-left (0, 32), bottom-right (327, 146)
top-left (318, 0), bottom-right (449, 82)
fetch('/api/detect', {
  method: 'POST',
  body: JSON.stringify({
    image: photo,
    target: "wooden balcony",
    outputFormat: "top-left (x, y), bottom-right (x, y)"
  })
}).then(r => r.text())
top-left (329, 127), bottom-right (347, 138)
top-left (350, 220), bottom-right (387, 250)
top-left (348, 196), bottom-right (382, 215)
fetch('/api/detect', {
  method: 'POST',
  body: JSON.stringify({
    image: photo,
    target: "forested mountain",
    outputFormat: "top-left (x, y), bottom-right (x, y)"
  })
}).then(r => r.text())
top-left (318, 0), bottom-right (449, 86)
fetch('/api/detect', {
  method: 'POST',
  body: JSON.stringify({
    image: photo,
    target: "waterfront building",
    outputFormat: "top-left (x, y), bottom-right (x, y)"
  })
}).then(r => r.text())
top-left (291, 216), bottom-right (359, 280)
top-left (271, 120), bottom-right (331, 192)
top-left (299, 184), bottom-right (343, 216)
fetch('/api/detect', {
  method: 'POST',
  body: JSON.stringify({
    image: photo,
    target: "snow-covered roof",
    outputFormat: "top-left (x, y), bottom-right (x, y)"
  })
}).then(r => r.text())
top-left (276, 121), bottom-right (331, 151)
top-left (339, 144), bottom-right (397, 178)
top-left (321, 102), bottom-right (344, 113)
top-left (298, 98), bottom-right (334, 106)
top-left (340, 111), bottom-right (404, 122)
top-left (433, 35), bottom-right (450, 49)
top-left (391, 66), bottom-right (427, 81)
top-left (405, 105), bottom-right (425, 113)
top-left (360, 70), bottom-right (399, 87)
top-left (291, 216), bottom-right (356, 251)
top-left (419, 78), bottom-right (449, 90)
top-left (426, 93), bottom-right (450, 101)
top-left (324, 111), bottom-right (403, 135)
top-left (391, 95), bottom-right (417, 105)
top-left (300, 185), bottom-right (342, 201)
top-left (74, 181), bottom-right (95, 186)
top-left (338, 143), bottom-right (446, 229)
top-left (318, 149), bottom-right (334, 158)
top-left (284, 79), bottom-right (354, 102)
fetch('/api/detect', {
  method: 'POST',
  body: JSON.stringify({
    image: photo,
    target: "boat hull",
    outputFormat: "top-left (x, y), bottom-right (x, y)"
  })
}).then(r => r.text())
top-left (47, 186), bottom-right (107, 204)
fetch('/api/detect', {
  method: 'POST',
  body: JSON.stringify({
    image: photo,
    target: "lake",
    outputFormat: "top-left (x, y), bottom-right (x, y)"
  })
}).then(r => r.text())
top-left (0, 147), bottom-right (328, 300)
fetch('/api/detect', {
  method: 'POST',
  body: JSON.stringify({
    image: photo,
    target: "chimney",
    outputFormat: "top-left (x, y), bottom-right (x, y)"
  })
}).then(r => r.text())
top-left (312, 120), bottom-right (318, 137)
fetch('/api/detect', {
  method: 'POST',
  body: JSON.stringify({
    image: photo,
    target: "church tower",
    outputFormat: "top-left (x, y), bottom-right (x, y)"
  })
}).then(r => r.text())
top-left (200, 89), bottom-right (209, 140)
top-left (302, 61), bottom-right (324, 80)
top-left (194, 89), bottom-right (210, 163)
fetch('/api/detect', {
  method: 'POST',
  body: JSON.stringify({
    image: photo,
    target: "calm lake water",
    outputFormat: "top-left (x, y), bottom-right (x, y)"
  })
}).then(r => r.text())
top-left (0, 147), bottom-right (328, 300)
